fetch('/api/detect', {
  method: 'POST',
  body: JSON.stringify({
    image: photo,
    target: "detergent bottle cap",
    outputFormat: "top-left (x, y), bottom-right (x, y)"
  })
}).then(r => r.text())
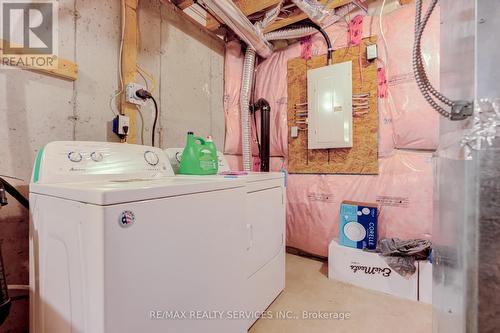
top-left (187, 131), bottom-right (194, 135)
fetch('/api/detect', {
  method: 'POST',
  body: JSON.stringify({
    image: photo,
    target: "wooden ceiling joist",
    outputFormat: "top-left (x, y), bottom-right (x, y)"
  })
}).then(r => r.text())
top-left (205, 0), bottom-right (283, 30)
top-left (172, 0), bottom-right (358, 35)
top-left (264, 0), bottom-right (354, 32)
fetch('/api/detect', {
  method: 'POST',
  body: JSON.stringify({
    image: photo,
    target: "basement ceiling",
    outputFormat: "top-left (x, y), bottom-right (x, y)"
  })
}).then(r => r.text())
top-left (170, 0), bottom-right (358, 33)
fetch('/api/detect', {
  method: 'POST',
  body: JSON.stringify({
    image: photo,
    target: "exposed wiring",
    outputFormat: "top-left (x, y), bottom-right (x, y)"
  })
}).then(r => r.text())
top-left (109, 90), bottom-right (121, 116)
top-left (136, 70), bottom-right (149, 91)
top-left (137, 65), bottom-right (157, 93)
top-left (119, 0), bottom-right (126, 93)
top-left (135, 105), bottom-right (146, 145)
top-left (304, 21), bottom-right (333, 65)
top-left (151, 97), bottom-right (159, 147)
top-left (413, 0), bottom-right (472, 119)
top-left (109, 0), bottom-right (127, 117)
top-left (379, 0), bottom-right (390, 80)
top-left (135, 89), bottom-right (159, 147)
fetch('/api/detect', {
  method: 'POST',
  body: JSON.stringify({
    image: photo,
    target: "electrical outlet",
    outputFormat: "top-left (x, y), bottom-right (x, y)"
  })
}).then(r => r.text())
top-left (367, 44), bottom-right (378, 61)
top-left (112, 114), bottom-right (130, 136)
top-left (125, 83), bottom-right (146, 105)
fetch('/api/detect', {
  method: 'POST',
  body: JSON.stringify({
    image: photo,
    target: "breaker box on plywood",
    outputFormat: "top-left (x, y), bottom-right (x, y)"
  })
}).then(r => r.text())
top-left (307, 61), bottom-right (353, 149)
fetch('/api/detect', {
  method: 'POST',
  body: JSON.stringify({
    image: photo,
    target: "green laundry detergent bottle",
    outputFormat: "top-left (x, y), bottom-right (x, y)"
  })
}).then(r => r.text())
top-left (179, 132), bottom-right (219, 175)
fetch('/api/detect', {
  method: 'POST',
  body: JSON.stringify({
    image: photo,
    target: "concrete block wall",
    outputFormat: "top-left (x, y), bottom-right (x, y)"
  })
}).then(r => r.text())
top-left (0, 0), bottom-right (224, 331)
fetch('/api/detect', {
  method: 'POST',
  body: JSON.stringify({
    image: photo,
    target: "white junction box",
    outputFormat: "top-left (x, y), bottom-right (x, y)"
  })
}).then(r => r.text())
top-left (307, 61), bottom-right (352, 149)
top-left (328, 240), bottom-right (418, 301)
top-left (418, 260), bottom-right (432, 304)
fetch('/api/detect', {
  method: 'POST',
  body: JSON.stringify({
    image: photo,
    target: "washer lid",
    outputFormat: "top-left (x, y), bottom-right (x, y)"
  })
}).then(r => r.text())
top-left (30, 177), bottom-right (245, 205)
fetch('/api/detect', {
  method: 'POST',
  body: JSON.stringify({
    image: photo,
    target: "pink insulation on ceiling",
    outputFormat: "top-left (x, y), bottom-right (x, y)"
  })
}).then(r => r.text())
top-left (286, 151), bottom-right (434, 257)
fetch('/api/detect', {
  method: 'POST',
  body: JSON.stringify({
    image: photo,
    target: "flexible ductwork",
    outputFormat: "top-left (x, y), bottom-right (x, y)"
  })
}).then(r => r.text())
top-left (292, 0), bottom-right (367, 27)
top-left (291, 0), bottom-right (329, 25)
top-left (240, 48), bottom-right (256, 171)
top-left (200, 0), bottom-right (273, 58)
top-left (264, 26), bottom-right (318, 41)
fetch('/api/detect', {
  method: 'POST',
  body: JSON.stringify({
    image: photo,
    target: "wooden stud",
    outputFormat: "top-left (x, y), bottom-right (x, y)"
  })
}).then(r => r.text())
top-left (0, 39), bottom-right (78, 81)
top-left (121, 0), bottom-right (139, 144)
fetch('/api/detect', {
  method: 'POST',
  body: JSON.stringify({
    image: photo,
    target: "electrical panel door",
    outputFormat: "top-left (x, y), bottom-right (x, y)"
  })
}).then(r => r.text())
top-left (307, 61), bottom-right (353, 149)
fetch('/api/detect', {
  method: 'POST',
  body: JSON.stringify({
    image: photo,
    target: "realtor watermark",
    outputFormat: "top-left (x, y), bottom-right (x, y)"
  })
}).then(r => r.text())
top-left (0, 0), bottom-right (58, 69)
top-left (149, 310), bottom-right (351, 321)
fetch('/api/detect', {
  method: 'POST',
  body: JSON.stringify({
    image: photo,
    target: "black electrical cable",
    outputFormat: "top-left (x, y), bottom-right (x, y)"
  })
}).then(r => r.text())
top-left (304, 22), bottom-right (333, 65)
top-left (0, 178), bottom-right (29, 209)
top-left (150, 96), bottom-right (159, 147)
top-left (136, 89), bottom-right (159, 147)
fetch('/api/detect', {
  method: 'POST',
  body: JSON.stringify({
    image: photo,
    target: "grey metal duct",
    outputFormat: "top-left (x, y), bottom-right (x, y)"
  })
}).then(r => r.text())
top-left (200, 0), bottom-right (273, 58)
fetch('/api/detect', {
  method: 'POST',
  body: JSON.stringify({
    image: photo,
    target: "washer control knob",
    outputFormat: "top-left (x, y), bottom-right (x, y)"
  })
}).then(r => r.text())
top-left (91, 152), bottom-right (104, 162)
top-left (144, 151), bottom-right (159, 166)
top-left (68, 151), bottom-right (83, 163)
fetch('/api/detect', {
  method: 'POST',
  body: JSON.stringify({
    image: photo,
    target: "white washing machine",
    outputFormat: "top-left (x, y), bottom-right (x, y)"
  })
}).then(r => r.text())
top-left (166, 148), bottom-right (286, 329)
top-left (29, 141), bottom-right (248, 333)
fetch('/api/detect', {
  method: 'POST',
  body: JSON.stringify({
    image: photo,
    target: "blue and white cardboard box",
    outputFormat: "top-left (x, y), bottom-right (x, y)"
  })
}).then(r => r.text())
top-left (339, 201), bottom-right (378, 250)
top-left (328, 240), bottom-right (418, 301)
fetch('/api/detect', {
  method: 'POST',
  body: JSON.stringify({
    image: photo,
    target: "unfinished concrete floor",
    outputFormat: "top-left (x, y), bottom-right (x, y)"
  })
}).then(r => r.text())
top-left (249, 254), bottom-right (432, 333)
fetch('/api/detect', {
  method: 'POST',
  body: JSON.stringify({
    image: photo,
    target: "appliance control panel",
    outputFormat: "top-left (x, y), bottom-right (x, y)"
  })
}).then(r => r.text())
top-left (32, 141), bottom-right (175, 184)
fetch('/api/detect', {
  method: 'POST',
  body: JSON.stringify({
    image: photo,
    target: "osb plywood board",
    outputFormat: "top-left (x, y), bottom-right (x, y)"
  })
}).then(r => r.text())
top-left (287, 37), bottom-right (378, 174)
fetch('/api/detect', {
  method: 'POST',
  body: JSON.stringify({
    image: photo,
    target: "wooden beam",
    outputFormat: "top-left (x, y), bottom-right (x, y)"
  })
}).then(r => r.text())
top-left (160, 0), bottom-right (225, 48)
top-left (121, 0), bottom-right (139, 144)
top-left (206, 0), bottom-right (282, 31)
top-left (170, 0), bottom-right (222, 32)
top-left (264, 0), bottom-right (353, 32)
top-left (0, 39), bottom-right (78, 81)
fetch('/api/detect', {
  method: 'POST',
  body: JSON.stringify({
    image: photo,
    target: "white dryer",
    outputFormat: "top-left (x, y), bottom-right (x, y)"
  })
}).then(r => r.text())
top-left (29, 142), bottom-right (248, 333)
top-left (166, 148), bottom-right (286, 329)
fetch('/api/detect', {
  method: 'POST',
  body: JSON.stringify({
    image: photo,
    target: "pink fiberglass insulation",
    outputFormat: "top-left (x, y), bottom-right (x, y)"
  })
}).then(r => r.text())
top-left (223, 3), bottom-right (440, 157)
top-left (286, 150), bottom-right (434, 257)
top-left (253, 46), bottom-right (301, 157)
top-left (379, 2), bottom-right (440, 150)
top-left (224, 41), bottom-right (300, 157)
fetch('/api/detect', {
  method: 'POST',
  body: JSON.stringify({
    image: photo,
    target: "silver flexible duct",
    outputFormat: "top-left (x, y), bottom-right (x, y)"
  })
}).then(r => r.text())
top-left (291, 0), bottom-right (329, 25)
top-left (264, 26), bottom-right (318, 40)
top-left (200, 0), bottom-right (273, 58)
top-left (240, 48), bottom-right (256, 171)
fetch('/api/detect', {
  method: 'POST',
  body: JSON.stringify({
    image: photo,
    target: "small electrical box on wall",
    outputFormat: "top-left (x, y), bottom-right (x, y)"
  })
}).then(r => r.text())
top-left (307, 61), bottom-right (353, 149)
